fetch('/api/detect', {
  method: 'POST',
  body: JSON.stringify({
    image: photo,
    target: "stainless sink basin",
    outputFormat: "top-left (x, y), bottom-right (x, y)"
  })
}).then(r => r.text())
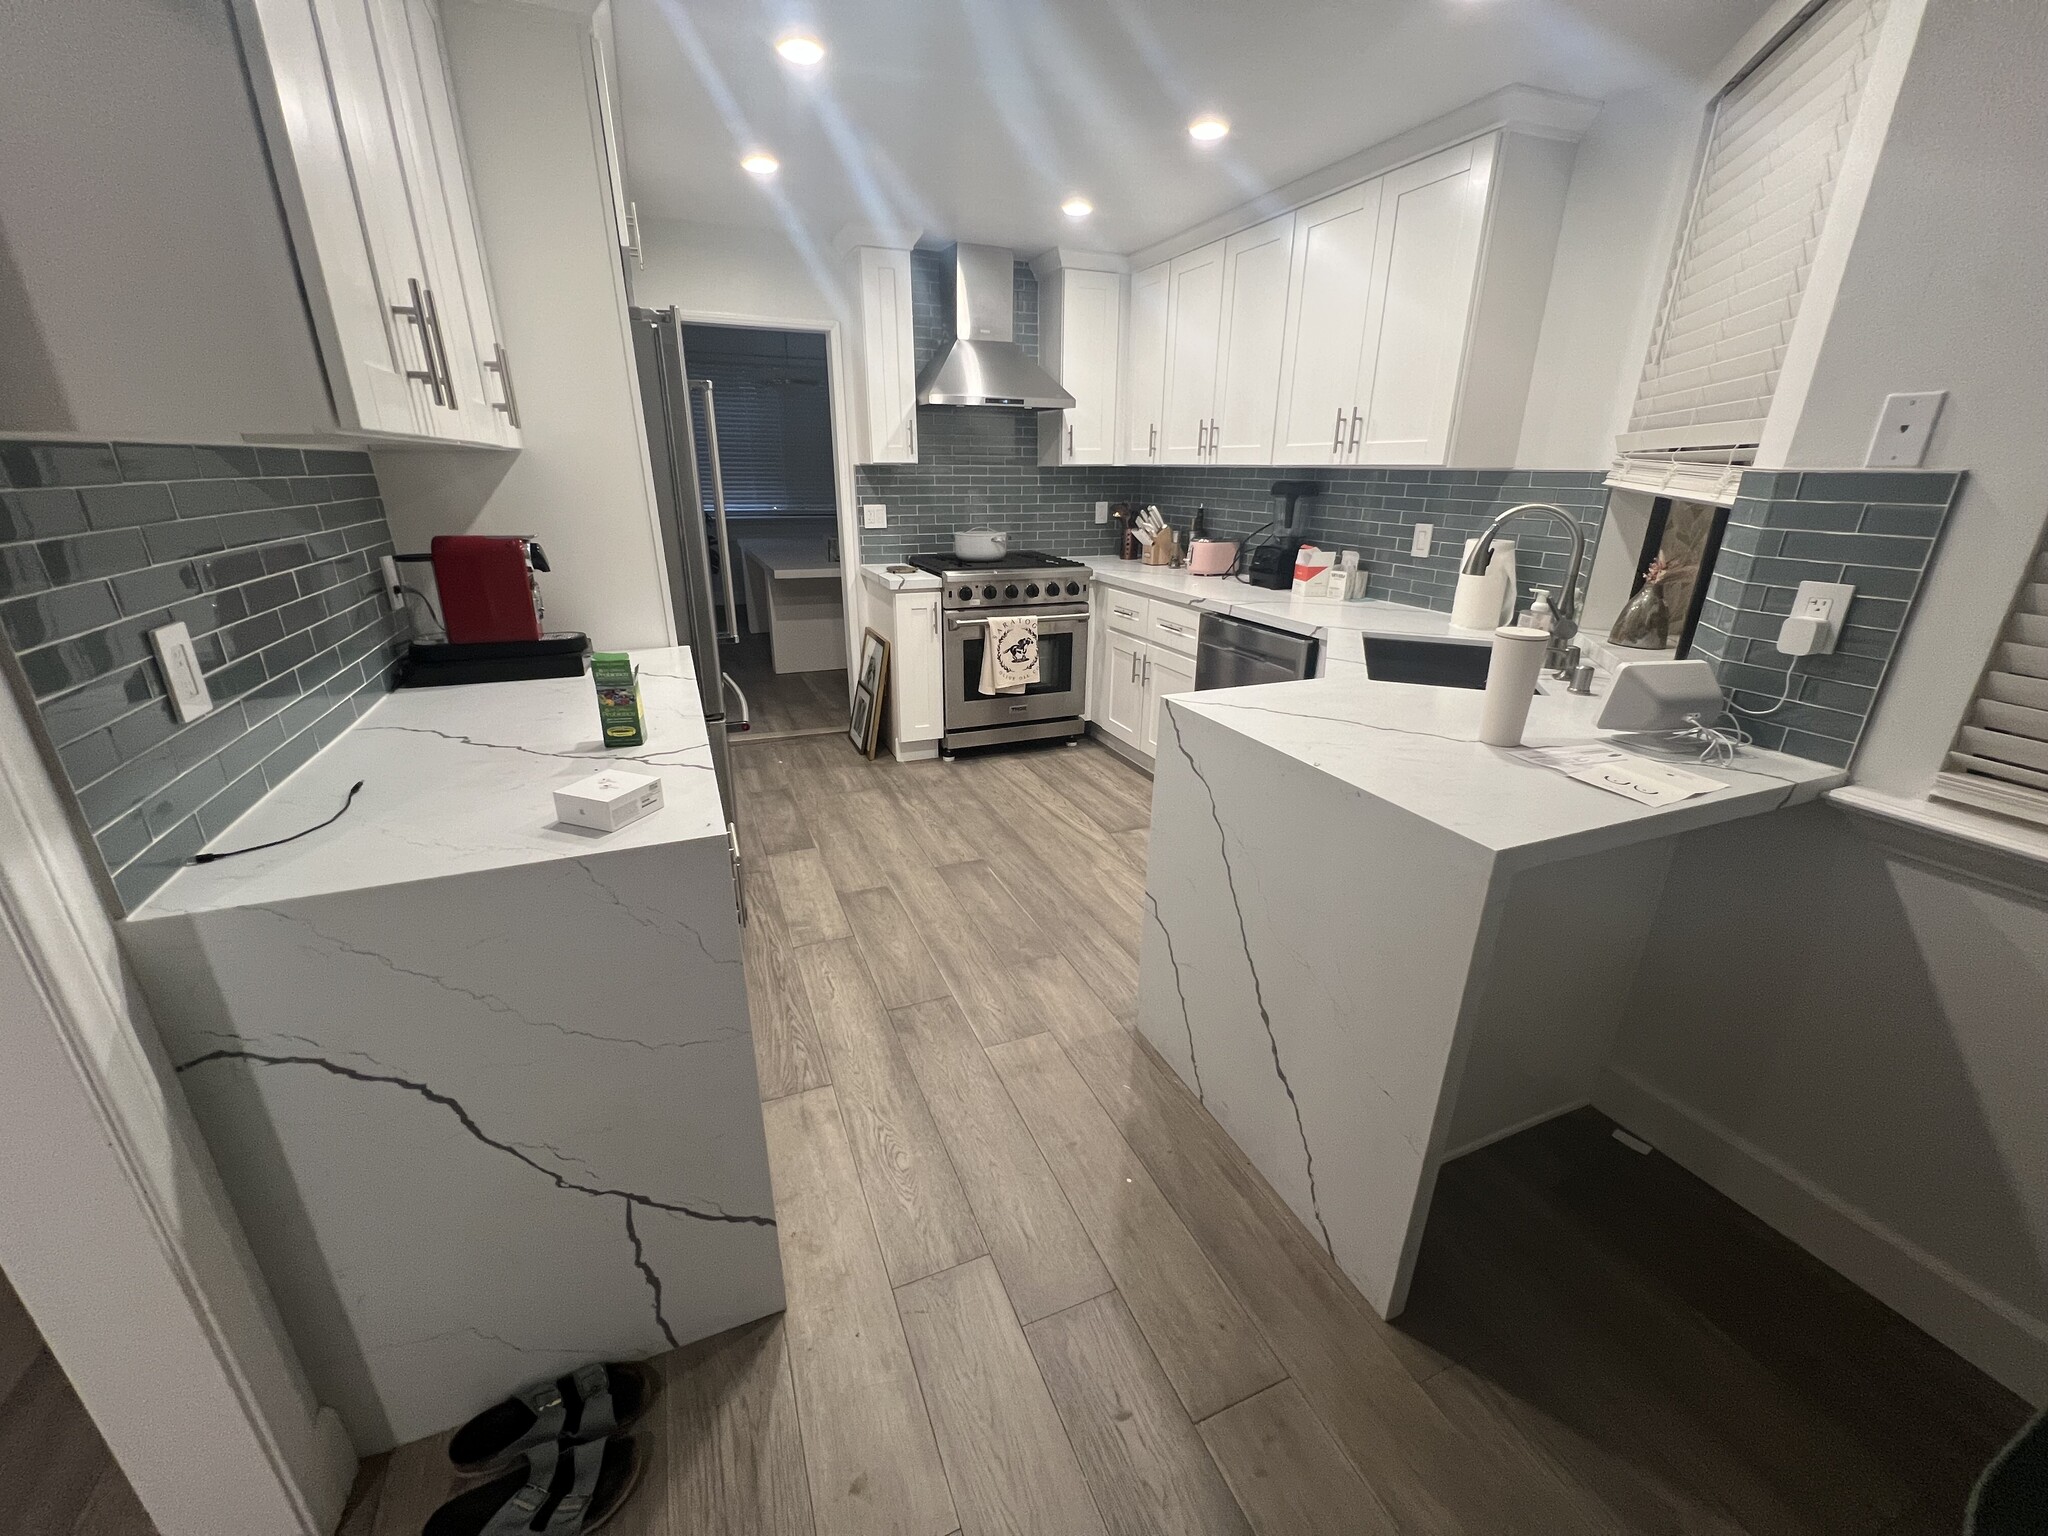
top-left (1360, 635), bottom-right (1494, 689)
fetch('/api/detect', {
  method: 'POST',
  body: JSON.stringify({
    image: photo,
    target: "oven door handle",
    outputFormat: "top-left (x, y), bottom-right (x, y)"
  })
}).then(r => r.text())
top-left (946, 610), bottom-right (1090, 629)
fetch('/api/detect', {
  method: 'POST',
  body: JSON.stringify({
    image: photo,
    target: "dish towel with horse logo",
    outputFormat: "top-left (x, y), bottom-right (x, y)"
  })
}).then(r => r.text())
top-left (978, 614), bottom-right (1040, 696)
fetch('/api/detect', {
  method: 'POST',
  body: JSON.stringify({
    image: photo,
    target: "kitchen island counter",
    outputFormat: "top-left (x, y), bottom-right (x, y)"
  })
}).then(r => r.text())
top-left (1138, 671), bottom-right (1840, 1319)
top-left (123, 647), bottom-right (781, 1452)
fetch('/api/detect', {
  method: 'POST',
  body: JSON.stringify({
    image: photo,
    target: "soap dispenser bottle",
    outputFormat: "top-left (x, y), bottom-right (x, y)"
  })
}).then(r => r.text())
top-left (1525, 589), bottom-right (1556, 633)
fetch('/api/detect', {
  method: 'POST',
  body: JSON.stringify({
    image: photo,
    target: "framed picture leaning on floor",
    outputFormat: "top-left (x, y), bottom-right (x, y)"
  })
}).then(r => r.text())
top-left (849, 628), bottom-right (889, 758)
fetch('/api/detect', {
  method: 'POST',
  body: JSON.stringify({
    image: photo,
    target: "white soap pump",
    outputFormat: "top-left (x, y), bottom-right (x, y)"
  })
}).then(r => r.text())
top-left (1525, 588), bottom-right (1556, 634)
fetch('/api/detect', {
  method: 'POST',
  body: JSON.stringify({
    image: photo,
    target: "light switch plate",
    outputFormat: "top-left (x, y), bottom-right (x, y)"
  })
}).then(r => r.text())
top-left (1865, 391), bottom-right (1944, 467)
top-left (1094, 501), bottom-right (1109, 524)
top-left (1410, 522), bottom-right (1434, 557)
top-left (148, 622), bottom-right (215, 723)
top-left (862, 503), bottom-right (887, 529)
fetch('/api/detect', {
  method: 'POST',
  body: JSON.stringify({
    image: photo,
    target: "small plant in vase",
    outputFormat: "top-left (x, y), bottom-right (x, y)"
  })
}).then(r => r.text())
top-left (1609, 554), bottom-right (1689, 649)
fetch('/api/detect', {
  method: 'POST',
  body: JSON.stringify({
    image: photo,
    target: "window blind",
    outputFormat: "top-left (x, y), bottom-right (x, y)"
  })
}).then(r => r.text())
top-left (1617, 0), bottom-right (1888, 458)
top-left (682, 329), bottom-right (837, 518)
top-left (1932, 550), bottom-right (2048, 827)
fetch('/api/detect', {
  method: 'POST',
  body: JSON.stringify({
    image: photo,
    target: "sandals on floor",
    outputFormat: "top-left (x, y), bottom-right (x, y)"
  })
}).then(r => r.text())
top-left (424, 1436), bottom-right (642, 1536)
top-left (447, 1362), bottom-right (657, 1477)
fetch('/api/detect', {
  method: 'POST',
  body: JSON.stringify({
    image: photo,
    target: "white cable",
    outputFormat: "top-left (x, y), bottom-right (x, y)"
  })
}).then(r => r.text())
top-left (1726, 655), bottom-right (1805, 718)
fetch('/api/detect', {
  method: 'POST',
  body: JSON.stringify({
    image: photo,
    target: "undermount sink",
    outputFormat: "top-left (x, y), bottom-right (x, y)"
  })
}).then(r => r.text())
top-left (1361, 635), bottom-right (1494, 689)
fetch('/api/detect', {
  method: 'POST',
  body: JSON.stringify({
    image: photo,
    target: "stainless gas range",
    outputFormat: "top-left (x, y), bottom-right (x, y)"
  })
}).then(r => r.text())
top-left (907, 551), bottom-right (1091, 754)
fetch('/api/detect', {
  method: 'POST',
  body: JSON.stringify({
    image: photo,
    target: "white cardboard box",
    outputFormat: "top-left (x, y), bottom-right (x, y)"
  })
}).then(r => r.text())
top-left (553, 769), bottom-right (664, 833)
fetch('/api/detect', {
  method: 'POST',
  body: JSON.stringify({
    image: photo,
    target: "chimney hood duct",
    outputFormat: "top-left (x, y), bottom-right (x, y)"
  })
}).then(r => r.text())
top-left (915, 243), bottom-right (1075, 409)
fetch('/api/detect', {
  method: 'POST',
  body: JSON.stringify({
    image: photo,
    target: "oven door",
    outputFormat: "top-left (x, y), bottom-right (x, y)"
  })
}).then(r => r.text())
top-left (943, 609), bottom-right (1090, 732)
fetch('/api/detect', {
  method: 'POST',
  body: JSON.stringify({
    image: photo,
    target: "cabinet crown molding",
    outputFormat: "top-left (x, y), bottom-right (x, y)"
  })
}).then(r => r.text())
top-left (1127, 83), bottom-right (1597, 272)
top-left (1029, 248), bottom-right (1130, 278)
top-left (832, 222), bottom-right (923, 257)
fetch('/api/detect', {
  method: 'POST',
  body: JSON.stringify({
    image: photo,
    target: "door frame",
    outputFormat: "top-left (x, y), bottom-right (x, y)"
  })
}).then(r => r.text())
top-left (0, 670), bottom-right (355, 1535)
top-left (663, 307), bottom-right (864, 707)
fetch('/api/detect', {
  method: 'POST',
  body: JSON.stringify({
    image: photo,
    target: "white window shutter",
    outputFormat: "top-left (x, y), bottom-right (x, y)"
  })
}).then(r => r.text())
top-left (1616, 0), bottom-right (1889, 460)
top-left (1933, 550), bottom-right (2048, 827)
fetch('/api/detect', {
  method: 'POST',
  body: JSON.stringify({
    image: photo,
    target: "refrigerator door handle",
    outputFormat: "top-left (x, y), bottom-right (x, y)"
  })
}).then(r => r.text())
top-left (691, 378), bottom-right (741, 643)
top-left (722, 671), bottom-right (751, 731)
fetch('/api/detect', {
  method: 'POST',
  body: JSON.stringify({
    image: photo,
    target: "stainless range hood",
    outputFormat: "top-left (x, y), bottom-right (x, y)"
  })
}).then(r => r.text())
top-left (915, 243), bottom-right (1075, 409)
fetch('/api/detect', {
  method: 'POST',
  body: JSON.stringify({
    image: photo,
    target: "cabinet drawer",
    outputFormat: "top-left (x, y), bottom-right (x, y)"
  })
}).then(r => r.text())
top-left (1103, 589), bottom-right (1148, 636)
top-left (1146, 602), bottom-right (1201, 657)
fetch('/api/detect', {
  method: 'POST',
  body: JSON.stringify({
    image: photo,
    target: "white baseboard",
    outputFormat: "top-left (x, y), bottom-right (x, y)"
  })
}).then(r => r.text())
top-left (1597, 1065), bottom-right (2048, 1406)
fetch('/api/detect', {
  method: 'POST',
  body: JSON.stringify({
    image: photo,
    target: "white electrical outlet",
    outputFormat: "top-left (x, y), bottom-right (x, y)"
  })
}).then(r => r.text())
top-left (148, 622), bottom-right (215, 723)
top-left (862, 503), bottom-right (887, 529)
top-left (1781, 580), bottom-right (1855, 655)
top-left (1865, 391), bottom-right (1944, 467)
top-left (1410, 522), bottom-right (1434, 557)
top-left (378, 554), bottom-right (404, 611)
top-left (1094, 501), bottom-right (1109, 524)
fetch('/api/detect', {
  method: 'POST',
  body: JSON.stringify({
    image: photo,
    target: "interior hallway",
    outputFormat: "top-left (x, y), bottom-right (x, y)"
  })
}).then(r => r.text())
top-left (340, 735), bottom-right (2026, 1536)
top-left (724, 632), bottom-right (847, 741)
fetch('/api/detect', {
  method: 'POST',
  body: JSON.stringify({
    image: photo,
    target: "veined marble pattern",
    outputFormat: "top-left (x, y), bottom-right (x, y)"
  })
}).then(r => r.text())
top-left (123, 651), bottom-right (782, 1452)
top-left (1137, 678), bottom-right (1844, 1317)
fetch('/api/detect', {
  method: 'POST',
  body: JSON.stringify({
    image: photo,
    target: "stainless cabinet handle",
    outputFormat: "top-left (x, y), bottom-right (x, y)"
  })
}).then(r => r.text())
top-left (728, 822), bottom-right (747, 926)
top-left (1348, 407), bottom-right (1363, 456)
top-left (930, 599), bottom-right (938, 637)
top-left (485, 343), bottom-right (521, 427)
top-left (1196, 420), bottom-right (1207, 457)
top-left (392, 279), bottom-right (445, 406)
top-left (1332, 406), bottom-right (1346, 457)
top-left (420, 285), bottom-right (458, 412)
top-left (1067, 422), bottom-right (1074, 456)
top-left (1150, 423), bottom-right (1158, 459)
top-left (1142, 653), bottom-right (1151, 685)
top-left (1208, 418), bottom-right (1219, 459)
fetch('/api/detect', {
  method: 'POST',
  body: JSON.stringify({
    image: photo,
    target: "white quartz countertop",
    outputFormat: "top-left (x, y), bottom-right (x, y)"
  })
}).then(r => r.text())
top-left (1082, 557), bottom-right (1493, 645)
top-left (860, 561), bottom-right (943, 592)
top-left (133, 646), bottom-right (726, 918)
top-left (1169, 672), bottom-right (1845, 870)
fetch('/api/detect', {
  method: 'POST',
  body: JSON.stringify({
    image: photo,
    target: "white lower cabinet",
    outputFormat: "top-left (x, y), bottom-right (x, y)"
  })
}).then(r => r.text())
top-left (864, 575), bottom-right (943, 759)
top-left (1091, 586), bottom-right (1201, 762)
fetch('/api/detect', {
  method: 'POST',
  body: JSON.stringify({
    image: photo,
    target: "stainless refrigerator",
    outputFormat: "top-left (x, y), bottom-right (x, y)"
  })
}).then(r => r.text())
top-left (630, 306), bottom-right (748, 821)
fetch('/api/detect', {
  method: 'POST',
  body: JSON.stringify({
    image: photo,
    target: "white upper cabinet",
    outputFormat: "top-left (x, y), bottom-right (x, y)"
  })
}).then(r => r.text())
top-left (1352, 137), bottom-right (1494, 466)
top-left (1123, 262), bottom-right (1170, 463)
top-left (1125, 123), bottom-right (1576, 470)
top-left (852, 246), bottom-right (918, 464)
top-left (1159, 243), bottom-right (1226, 462)
top-left (1273, 182), bottom-right (1385, 463)
top-left (1034, 259), bottom-right (1124, 467)
top-left (1210, 214), bottom-right (1294, 464)
top-left (250, 0), bottom-right (520, 446)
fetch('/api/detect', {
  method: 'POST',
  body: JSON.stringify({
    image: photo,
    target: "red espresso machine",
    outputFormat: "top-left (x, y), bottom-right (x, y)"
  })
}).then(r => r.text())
top-left (395, 535), bottom-right (588, 686)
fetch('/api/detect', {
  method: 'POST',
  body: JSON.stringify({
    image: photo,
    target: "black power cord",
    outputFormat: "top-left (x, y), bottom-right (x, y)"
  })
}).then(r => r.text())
top-left (192, 781), bottom-right (365, 864)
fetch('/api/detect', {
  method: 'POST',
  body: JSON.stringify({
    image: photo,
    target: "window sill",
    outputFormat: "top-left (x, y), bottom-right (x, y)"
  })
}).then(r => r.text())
top-left (1828, 785), bottom-right (2048, 899)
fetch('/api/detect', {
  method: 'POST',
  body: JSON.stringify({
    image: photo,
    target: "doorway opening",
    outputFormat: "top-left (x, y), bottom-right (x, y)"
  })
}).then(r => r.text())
top-left (682, 323), bottom-right (848, 740)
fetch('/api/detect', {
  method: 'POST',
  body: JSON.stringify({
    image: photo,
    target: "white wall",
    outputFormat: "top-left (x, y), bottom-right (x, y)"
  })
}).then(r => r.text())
top-left (1597, 0), bottom-right (2048, 1406)
top-left (373, 0), bottom-right (674, 653)
top-left (1514, 82), bottom-right (1702, 470)
top-left (633, 216), bottom-right (854, 331)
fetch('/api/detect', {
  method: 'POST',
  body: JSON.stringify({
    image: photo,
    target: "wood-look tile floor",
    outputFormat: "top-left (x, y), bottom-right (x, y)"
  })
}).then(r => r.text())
top-left (0, 1273), bottom-right (157, 1536)
top-left (348, 736), bottom-right (2029, 1536)
top-left (726, 632), bottom-right (847, 740)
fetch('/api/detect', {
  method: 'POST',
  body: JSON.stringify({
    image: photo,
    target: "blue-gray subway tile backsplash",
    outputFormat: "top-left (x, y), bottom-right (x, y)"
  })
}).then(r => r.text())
top-left (1691, 467), bottom-right (1962, 767)
top-left (1, 438), bottom-right (400, 912)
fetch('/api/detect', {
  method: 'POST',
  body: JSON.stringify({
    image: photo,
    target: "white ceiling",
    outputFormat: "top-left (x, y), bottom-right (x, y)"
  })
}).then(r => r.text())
top-left (611, 0), bottom-right (1773, 257)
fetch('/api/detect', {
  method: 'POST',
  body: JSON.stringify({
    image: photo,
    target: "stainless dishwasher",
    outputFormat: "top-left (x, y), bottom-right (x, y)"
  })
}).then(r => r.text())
top-left (1194, 612), bottom-right (1320, 690)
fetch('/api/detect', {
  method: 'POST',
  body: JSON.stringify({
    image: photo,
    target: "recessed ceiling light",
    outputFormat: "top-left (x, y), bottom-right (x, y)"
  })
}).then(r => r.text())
top-left (775, 34), bottom-right (825, 67)
top-left (741, 152), bottom-right (780, 176)
top-left (1061, 196), bottom-right (1093, 219)
top-left (1188, 115), bottom-right (1230, 143)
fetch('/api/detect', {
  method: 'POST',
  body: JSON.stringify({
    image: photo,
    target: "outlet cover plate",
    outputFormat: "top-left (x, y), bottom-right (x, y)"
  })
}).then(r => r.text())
top-left (1865, 391), bottom-right (1944, 467)
top-left (862, 503), bottom-right (887, 529)
top-left (1410, 521), bottom-right (1434, 557)
top-left (1790, 580), bottom-right (1855, 651)
top-left (148, 622), bottom-right (216, 723)
top-left (1095, 501), bottom-right (1109, 524)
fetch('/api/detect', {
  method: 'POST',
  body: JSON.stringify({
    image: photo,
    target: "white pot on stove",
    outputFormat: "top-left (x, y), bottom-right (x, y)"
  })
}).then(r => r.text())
top-left (953, 528), bottom-right (1008, 561)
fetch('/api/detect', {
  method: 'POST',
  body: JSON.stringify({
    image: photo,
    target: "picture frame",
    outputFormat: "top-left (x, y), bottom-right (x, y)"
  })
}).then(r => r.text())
top-left (848, 628), bottom-right (889, 759)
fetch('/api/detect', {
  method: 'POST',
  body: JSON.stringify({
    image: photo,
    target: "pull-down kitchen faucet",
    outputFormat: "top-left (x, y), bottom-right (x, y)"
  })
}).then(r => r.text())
top-left (1460, 502), bottom-right (1587, 675)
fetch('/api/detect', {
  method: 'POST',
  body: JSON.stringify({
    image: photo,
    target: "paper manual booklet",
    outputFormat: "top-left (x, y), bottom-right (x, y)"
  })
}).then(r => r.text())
top-left (1510, 745), bottom-right (1724, 807)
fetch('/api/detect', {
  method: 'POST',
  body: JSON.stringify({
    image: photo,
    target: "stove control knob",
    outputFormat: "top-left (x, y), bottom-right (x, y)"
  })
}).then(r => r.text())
top-left (1024, 583), bottom-right (1040, 598)
top-left (1005, 584), bottom-right (1020, 599)
top-left (1065, 581), bottom-right (1082, 596)
top-left (982, 585), bottom-right (998, 600)
top-left (958, 587), bottom-right (974, 602)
